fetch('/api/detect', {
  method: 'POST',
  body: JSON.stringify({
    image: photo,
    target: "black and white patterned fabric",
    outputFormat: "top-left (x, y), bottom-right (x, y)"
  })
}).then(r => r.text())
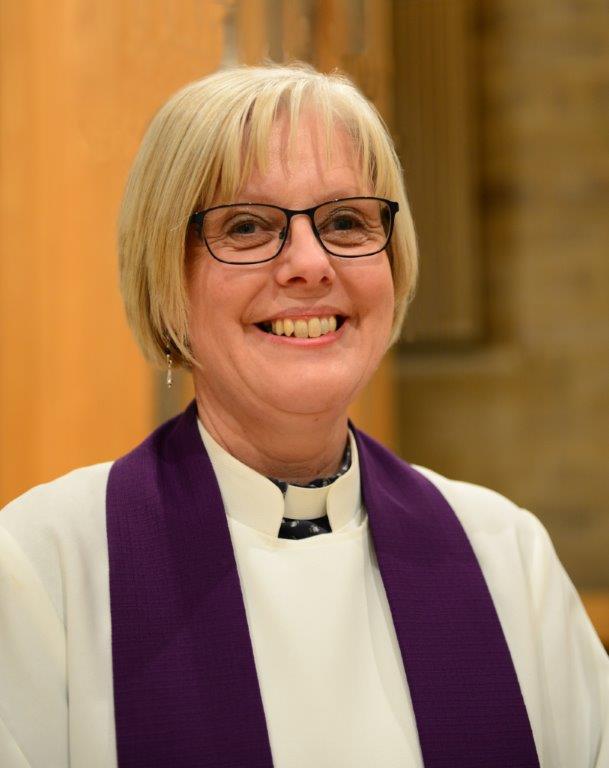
top-left (270, 442), bottom-right (352, 540)
top-left (277, 515), bottom-right (333, 540)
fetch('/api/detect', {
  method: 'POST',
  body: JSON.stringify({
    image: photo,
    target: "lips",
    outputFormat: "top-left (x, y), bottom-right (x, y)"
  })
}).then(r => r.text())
top-left (256, 314), bottom-right (345, 338)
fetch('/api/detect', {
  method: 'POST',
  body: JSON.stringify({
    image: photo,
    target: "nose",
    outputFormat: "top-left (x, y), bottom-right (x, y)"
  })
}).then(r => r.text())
top-left (273, 214), bottom-right (336, 288)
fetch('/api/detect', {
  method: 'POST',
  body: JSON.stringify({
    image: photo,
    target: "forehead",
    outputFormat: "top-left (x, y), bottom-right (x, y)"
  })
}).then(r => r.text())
top-left (235, 113), bottom-right (368, 206)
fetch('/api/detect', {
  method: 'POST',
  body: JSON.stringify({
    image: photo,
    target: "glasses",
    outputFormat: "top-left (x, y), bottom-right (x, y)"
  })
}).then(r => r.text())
top-left (189, 196), bottom-right (399, 265)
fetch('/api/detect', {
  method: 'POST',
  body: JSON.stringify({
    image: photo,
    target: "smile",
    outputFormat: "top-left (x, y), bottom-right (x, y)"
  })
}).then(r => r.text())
top-left (256, 315), bottom-right (345, 339)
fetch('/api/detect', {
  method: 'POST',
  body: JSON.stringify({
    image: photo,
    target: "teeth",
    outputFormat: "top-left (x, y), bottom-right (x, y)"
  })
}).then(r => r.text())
top-left (266, 315), bottom-right (340, 339)
top-left (308, 318), bottom-right (322, 338)
top-left (294, 320), bottom-right (308, 338)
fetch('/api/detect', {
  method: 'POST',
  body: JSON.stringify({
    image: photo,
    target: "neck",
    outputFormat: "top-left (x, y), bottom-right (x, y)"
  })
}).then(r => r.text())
top-left (194, 390), bottom-right (350, 485)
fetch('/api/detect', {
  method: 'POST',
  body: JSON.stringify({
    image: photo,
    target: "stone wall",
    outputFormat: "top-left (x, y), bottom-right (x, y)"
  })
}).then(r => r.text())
top-left (397, 0), bottom-right (609, 588)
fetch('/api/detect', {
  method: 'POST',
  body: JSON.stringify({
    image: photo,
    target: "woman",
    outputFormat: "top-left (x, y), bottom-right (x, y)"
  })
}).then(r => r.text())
top-left (1, 63), bottom-right (607, 768)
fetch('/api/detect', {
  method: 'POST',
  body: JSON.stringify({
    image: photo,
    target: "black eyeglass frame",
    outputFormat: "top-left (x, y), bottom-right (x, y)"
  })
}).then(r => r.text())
top-left (189, 196), bottom-right (400, 265)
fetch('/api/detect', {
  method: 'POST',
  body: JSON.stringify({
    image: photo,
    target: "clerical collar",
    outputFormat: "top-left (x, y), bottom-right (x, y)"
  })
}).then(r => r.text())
top-left (267, 442), bottom-right (352, 495)
top-left (267, 442), bottom-right (351, 522)
top-left (197, 420), bottom-right (362, 538)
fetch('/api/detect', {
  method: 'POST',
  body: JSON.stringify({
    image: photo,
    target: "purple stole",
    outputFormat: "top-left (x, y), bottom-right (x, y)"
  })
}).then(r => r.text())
top-left (106, 402), bottom-right (539, 767)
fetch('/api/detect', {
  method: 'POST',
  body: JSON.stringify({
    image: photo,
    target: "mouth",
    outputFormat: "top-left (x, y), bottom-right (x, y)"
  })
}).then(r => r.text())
top-left (255, 314), bottom-right (346, 339)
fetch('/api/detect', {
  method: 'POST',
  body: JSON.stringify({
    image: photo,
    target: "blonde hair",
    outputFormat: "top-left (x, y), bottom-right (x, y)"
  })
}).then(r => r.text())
top-left (118, 62), bottom-right (418, 368)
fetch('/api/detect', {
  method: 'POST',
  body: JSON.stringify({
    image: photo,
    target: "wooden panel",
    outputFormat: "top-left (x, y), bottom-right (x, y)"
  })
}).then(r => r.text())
top-left (282, 0), bottom-right (314, 61)
top-left (235, 0), bottom-right (270, 64)
top-left (394, 0), bottom-right (481, 343)
top-left (0, 0), bottom-right (227, 505)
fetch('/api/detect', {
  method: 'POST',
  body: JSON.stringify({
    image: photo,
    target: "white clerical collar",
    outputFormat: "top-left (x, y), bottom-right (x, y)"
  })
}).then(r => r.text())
top-left (197, 420), bottom-right (362, 538)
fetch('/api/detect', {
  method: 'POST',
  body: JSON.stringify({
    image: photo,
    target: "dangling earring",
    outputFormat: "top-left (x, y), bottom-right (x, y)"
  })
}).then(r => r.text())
top-left (165, 343), bottom-right (173, 389)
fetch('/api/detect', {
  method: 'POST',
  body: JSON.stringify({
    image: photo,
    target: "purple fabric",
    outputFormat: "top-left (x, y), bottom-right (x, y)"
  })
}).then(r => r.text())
top-left (354, 428), bottom-right (540, 768)
top-left (107, 402), bottom-right (273, 767)
top-left (107, 402), bottom-right (540, 767)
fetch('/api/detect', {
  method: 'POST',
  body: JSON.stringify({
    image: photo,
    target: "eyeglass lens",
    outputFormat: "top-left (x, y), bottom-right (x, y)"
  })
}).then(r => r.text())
top-left (201, 198), bottom-right (393, 264)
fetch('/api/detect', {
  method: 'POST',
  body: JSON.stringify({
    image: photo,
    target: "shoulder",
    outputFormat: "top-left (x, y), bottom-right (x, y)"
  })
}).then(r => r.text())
top-left (0, 463), bottom-right (113, 620)
top-left (409, 464), bottom-right (562, 601)
top-left (1, 462), bottom-right (113, 536)
top-left (355, 427), bottom-right (548, 556)
top-left (412, 465), bottom-right (609, 763)
top-left (412, 463), bottom-right (546, 544)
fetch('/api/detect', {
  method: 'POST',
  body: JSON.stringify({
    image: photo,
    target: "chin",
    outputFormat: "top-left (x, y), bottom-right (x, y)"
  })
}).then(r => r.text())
top-left (256, 368), bottom-right (365, 417)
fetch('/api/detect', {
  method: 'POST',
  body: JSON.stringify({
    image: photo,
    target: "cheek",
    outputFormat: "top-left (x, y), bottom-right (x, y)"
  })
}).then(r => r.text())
top-left (186, 258), bottom-right (267, 358)
top-left (360, 260), bottom-right (395, 334)
top-left (186, 269), bottom-right (212, 346)
top-left (186, 261), bottom-right (230, 358)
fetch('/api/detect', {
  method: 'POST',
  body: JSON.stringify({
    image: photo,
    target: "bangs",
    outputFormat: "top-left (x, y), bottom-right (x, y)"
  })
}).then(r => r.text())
top-left (199, 68), bottom-right (390, 208)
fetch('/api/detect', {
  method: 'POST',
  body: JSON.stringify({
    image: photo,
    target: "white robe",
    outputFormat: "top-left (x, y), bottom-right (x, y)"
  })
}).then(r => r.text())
top-left (0, 425), bottom-right (608, 767)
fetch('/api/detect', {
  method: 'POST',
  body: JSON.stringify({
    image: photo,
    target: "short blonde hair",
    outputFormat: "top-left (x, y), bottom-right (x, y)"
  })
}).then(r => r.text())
top-left (118, 62), bottom-right (418, 368)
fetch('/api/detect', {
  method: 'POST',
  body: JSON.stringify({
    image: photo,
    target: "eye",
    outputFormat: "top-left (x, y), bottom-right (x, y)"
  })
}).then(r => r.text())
top-left (318, 209), bottom-right (364, 233)
top-left (330, 214), bottom-right (359, 230)
top-left (229, 219), bottom-right (260, 236)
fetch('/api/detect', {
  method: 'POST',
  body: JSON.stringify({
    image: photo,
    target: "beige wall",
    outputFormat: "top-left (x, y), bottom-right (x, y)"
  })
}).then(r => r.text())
top-left (397, 0), bottom-right (609, 591)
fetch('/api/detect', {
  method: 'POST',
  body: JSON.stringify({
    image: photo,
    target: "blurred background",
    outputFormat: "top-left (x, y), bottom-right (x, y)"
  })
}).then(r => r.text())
top-left (1, 0), bottom-right (608, 643)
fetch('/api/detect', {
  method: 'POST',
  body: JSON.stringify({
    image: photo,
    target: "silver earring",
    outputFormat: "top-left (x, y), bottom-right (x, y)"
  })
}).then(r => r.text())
top-left (165, 344), bottom-right (173, 389)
